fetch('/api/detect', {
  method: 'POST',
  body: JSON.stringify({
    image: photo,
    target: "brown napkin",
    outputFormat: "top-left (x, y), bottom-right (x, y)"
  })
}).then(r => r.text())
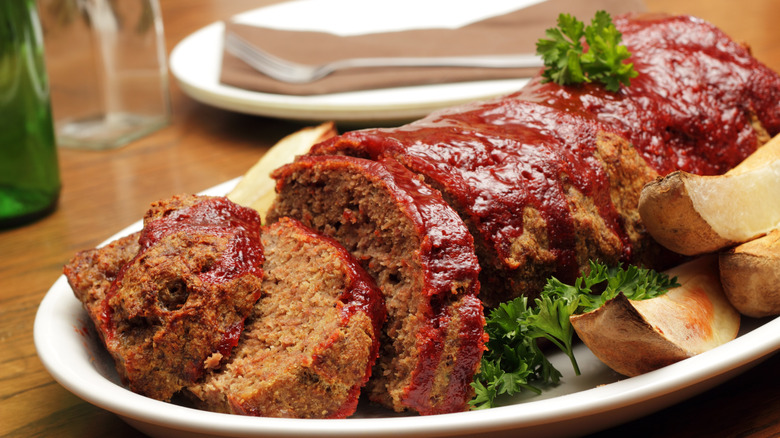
top-left (220, 0), bottom-right (645, 96)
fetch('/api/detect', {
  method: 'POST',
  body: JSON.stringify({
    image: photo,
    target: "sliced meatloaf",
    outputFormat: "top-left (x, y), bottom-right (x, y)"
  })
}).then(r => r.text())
top-left (308, 13), bottom-right (780, 307)
top-left (65, 195), bottom-right (266, 401)
top-left (311, 100), bottom-right (662, 308)
top-left (187, 217), bottom-right (385, 418)
top-left (267, 155), bottom-right (485, 415)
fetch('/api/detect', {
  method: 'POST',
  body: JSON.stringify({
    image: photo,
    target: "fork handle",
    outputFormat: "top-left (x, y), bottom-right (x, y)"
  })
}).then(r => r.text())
top-left (329, 54), bottom-right (543, 70)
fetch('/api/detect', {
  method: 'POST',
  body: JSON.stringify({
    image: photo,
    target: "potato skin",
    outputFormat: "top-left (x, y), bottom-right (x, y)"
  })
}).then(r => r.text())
top-left (571, 256), bottom-right (740, 377)
top-left (638, 171), bottom-right (734, 256)
top-left (720, 229), bottom-right (780, 318)
top-left (570, 293), bottom-right (691, 377)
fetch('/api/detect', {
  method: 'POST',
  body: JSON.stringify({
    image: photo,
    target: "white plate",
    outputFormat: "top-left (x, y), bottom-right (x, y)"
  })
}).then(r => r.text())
top-left (34, 178), bottom-right (780, 438)
top-left (168, 1), bottom-right (534, 124)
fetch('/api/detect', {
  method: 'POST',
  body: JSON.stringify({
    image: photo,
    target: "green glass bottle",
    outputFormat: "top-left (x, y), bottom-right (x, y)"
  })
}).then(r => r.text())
top-left (0, 0), bottom-right (60, 228)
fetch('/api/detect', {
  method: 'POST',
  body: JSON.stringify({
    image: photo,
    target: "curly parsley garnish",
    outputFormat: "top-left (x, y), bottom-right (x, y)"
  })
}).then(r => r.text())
top-left (470, 261), bottom-right (679, 410)
top-left (535, 10), bottom-right (638, 91)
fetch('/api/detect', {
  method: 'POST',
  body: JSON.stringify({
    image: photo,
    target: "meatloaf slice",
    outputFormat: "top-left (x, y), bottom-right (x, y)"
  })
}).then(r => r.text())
top-left (267, 155), bottom-right (485, 415)
top-left (187, 217), bottom-right (385, 418)
top-left (64, 195), bottom-right (265, 401)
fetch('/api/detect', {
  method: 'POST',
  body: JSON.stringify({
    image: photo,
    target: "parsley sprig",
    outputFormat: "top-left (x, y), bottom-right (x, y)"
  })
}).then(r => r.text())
top-left (535, 11), bottom-right (638, 91)
top-left (470, 261), bottom-right (679, 410)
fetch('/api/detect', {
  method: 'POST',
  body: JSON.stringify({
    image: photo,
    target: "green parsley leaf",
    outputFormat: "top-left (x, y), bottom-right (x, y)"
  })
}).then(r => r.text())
top-left (470, 296), bottom-right (560, 410)
top-left (470, 261), bottom-right (679, 409)
top-left (535, 10), bottom-right (639, 91)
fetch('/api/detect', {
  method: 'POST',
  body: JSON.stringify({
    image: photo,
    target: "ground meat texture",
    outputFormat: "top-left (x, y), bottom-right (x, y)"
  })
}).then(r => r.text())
top-left (267, 155), bottom-right (485, 415)
top-left (187, 217), bottom-right (385, 418)
top-left (65, 232), bottom-right (140, 327)
top-left (65, 195), bottom-right (265, 401)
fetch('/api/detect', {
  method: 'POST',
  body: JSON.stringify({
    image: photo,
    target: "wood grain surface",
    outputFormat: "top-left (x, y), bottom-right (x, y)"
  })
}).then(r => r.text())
top-left (1, 1), bottom-right (778, 437)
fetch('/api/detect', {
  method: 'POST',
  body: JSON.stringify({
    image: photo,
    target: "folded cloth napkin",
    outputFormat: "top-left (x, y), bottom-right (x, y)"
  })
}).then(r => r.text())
top-left (220, 0), bottom-right (645, 96)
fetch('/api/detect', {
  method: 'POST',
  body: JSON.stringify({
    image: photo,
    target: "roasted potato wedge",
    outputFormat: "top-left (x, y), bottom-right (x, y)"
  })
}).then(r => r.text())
top-left (638, 134), bottom-right (780, 255)
top-left (719, 228), bottom-right (780, 317)
top-left (571, 256), bottom-right (740, 376)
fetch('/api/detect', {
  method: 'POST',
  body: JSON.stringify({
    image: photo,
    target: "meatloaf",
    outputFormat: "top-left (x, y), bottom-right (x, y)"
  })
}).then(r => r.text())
top-left (312, 102), bottom-right (660, 308)
top-left (187, 217), bottom-right (385, 418)
top-left (267, 155), bottom-right (486, 415)
top-left (308, 13), bottom-right (780, 307)
top-left (64, 195), bottom-right (265, 401)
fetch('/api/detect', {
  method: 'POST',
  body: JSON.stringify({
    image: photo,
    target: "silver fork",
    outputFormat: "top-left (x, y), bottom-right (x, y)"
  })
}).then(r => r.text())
top-left (224, 31), bottom-right (543, 84)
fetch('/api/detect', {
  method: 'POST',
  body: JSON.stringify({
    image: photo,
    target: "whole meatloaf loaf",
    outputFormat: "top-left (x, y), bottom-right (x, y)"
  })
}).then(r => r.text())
top-left (64, 195), bottom-right (265, 401)
top-left (309, 13), bottom-right (780, 307)
top-left (187, 217), bottom-right (385, 418)
top-left (267, 155), bottom-right (486, 415)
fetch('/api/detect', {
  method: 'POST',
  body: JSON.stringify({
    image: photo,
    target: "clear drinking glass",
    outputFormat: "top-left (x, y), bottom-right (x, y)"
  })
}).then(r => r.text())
top-left (38, 0), bottom-right (171, 150)
top-left (0, 0), bottom-right (61, 228)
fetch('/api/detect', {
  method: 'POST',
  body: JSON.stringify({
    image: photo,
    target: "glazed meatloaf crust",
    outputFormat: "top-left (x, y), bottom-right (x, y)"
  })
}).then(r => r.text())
top-left (517, 13), bottom-right (780, 176)
top-left (64, 195), bottom-right (265, 401)
top-left (187, 217), bottom-right (385, 418)
top-left (267, 155), bottom-right (485, 415)
top-left (309, 13), bottom-right (780, 307)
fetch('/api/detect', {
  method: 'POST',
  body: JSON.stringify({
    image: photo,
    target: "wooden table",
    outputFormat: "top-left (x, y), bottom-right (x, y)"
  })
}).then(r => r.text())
top-left (2, 1), bottom-right (778, 436)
